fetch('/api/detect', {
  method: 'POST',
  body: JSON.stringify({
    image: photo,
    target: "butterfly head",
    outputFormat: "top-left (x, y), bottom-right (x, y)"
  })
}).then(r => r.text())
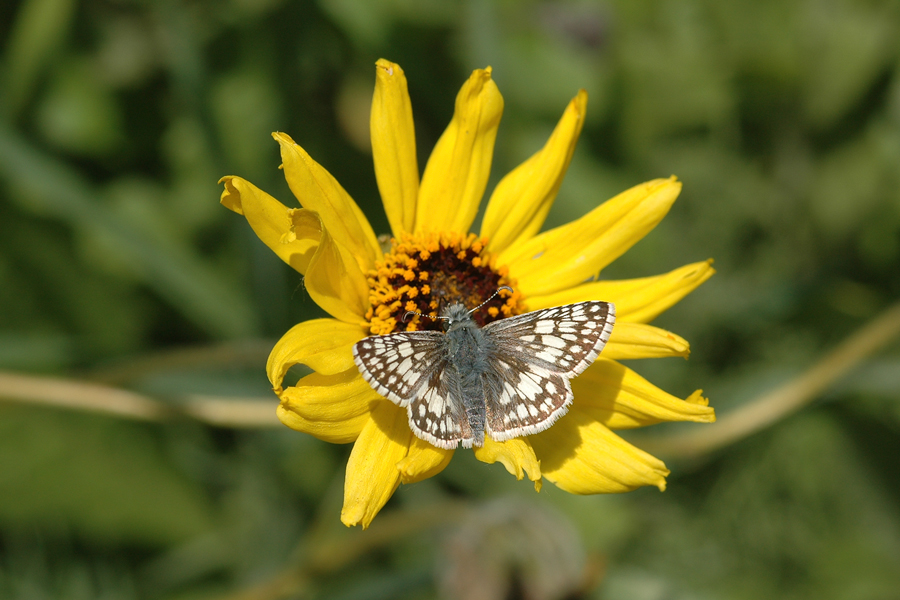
top-left (442, 303), bottom-right (474, 332)
top-left (404, 287), bottom-right (514, 333)
top-left (443, 285), bottom-right (513, 332)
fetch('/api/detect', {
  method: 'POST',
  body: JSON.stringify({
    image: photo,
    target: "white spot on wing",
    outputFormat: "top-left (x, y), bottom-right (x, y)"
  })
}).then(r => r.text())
top-left (542, 335), bottom-right (566, 349)
top-left (534, 320), bottom-right (555, 334)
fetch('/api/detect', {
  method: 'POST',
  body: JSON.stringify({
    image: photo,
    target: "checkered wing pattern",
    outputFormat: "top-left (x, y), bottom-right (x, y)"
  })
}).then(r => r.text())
top-left (352, 331), bottom-right (446, 407)
top-left (353, 331), bottom-right (472, 449)
top-left (480, 301), bottom-right (615, 441)
top-left (406, 367), bottom-right (474, 449)
top-left (353, 301), bottom-right (615, 449)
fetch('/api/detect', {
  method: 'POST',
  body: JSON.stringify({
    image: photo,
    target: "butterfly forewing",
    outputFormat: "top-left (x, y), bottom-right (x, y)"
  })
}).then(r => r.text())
top-left (352, 331), bottom-right (446, 406)
top-left (484, 301), bottom-right (615, 377)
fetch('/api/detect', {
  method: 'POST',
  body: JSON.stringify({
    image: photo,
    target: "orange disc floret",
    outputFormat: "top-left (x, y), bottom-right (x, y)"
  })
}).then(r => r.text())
top-left (365, 232), bottom-right (526, 334)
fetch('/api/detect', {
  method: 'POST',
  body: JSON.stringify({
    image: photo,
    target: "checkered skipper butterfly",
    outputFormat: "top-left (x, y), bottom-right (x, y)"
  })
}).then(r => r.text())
top-left (352, 289), bottom-right (615, 449)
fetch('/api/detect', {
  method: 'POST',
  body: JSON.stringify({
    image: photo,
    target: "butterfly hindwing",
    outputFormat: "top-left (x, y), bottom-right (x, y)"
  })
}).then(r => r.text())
top-left (407, 368), bottom-right (474, 449)
top-left (480, 352), bottom-right (574, 442)
top-left (353, 331), bottom-right (472, 449)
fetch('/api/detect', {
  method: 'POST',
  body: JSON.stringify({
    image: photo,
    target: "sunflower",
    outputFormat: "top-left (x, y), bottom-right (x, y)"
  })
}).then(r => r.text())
top-left (220, 59), bottom-right (715, 529)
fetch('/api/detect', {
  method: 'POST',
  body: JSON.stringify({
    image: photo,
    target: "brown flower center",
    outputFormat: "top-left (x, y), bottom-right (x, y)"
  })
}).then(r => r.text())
top-left (366, 232), bottom-right (526, 334)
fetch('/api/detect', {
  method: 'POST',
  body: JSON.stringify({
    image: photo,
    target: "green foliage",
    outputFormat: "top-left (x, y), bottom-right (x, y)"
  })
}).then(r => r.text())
top-left (0, 407), bottom-right (216, 545)
top-left (1, 0), bottom-right (899, 598)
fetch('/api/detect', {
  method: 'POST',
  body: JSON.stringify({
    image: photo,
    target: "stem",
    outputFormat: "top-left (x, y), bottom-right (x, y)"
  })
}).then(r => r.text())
top-left (639, 300), bottom-right (900, 459)
top-left (0, 370), bottom-right (279, 428)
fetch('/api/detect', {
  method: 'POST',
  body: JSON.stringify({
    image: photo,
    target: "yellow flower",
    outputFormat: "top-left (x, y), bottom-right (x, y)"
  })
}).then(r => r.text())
top-left (220, 59), bottom-right (715, 529)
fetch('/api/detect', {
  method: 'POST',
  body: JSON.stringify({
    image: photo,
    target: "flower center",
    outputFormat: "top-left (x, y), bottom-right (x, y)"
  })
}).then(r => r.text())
top-left (366, 232), bottom-right (526, 334)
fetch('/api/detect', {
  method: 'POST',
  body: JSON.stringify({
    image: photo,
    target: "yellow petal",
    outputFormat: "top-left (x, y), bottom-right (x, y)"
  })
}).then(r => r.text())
top-left (267, 318), bottom-right (367, 392)
top-left (602, 322), bottom-right (690, 360)
top-left (396, 437), bottom-right (454, 484)
top-left (220, 176), bottom-right (316, 273)
top-left (531, 409), bottom-right (669, 494)
top-left (341, 401), bottom-right (412, 529)
top-left (502, 177), bottom-right (682, 297)
top-left (371, 59), bottom-right (419, 237)
top-left (528, 260), bottom-right (715, 323)
top-left (572, 358), bottom-right (715, 429)
top-left (299, 209), bottom-right (370, 325)
top-left (416, 67), bottom-right (503, 234)
top-left (481, 91), bottom-right (587, 254)
top-left (276, 369), bottom-right (379, 443)
top-left (274, 132), bottom-right (381, 272)
top-left (474, 436), bottom-right (543, 491)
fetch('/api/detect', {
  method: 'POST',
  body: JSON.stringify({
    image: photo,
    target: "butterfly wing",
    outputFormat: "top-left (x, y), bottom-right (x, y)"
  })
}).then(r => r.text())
top-left (484, 301), bottom-right (616, 376)
top-left (353, 332), bottom-right (472, 450)
top-left (480, 301), bottom-right (615, 441)
top-left (353, 331), bottom-right (446, 406)
top-left (406, 367), bottom-right (474, 450)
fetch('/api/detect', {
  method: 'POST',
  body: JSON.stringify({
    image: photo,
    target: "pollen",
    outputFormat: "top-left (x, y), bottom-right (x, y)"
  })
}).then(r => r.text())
top-left (365, 232), bottom-right (525, 334)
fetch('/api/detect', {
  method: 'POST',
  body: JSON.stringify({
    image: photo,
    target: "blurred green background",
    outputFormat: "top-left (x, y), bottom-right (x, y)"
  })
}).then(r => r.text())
top-left (2, 0), bottom-right (900, 598)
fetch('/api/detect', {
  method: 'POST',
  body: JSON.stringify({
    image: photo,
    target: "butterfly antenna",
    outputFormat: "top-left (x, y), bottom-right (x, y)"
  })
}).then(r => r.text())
top-left (402, 310), bottom-right (447, 323)
top-left (468, 286), bottom-right (514, 316)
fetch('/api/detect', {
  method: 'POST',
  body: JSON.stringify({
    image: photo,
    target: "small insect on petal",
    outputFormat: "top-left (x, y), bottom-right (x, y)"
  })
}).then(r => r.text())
top-left (353, 297), bottom-right (615, 450)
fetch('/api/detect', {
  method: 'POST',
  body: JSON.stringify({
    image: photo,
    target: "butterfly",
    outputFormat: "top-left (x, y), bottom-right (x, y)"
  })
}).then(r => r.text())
top-left (352, 294), bottom-right (615, 450)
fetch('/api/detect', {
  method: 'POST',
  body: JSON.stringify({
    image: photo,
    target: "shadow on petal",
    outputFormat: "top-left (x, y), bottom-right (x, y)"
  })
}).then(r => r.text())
top-left (474, 436), bottom-right (543, 491)
top-left (531, 407), bottom-right (669, 494)
top-left (398, 436), bottom-right (454, 484)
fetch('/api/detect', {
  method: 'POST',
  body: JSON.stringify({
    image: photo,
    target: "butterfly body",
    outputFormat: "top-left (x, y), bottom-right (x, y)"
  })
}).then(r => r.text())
top-left (353, 300), bottom-right (615, 450)
top-left (442, 303), bottom-right (494, 447)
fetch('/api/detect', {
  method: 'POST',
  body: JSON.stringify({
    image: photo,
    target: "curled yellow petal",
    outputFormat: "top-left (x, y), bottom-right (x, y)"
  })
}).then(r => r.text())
top-left (503, 177), bottom-right (682, 297)
top-left (474, 436), bottom-right (542, 491)
top-left (371, 59), bottom-right (419, 237)
top-left (274, 132), bottom-right (381, 272)
top-left (298, 209), bottom-right (370, 325)
top-left (221, 185), bottom-right (369, 324)
top-left (531, 410), bottom-right (669, 494)
top-left (416, 67), bottom-right (503, 234)
top-left (276, 369), bottom-right (379, 443)
top-left (572, 358), bottom-right (715, 429)
top-left (528, 260), bottom-right (715, 323)
top-left (481, 90), bottom-right (587, 254)
top-left (220, 176), bottom-right (316, 273)
top-left (602, 322), bottom-right (690, 360)
top-left (267, 318), bottom-right (367, 392)
top-left (397, 437), bottom-right (454, 484)
top-left (341, 401), bottom-right (412, 529)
